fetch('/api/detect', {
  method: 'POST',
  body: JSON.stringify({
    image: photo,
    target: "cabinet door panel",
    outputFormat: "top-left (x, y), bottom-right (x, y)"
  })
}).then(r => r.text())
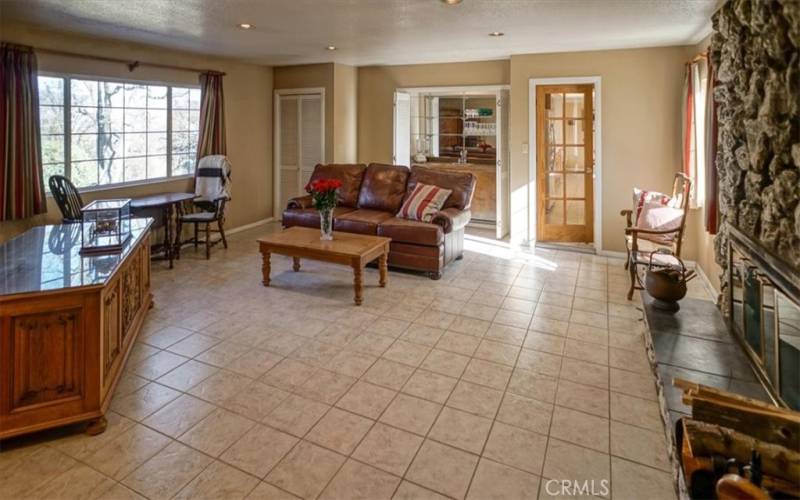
top-left (11, 310), bottom-right (84, 410)
top-left (103, 281), bottom-right (121, 378)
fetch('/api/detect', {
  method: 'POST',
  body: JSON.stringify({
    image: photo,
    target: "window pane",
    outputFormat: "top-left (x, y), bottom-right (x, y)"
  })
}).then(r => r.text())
top-left (125, 84), bottom-right (147, 108)
top-left (564, 146), bottom-right (584, 171)
top-left (172, 87), bottom-right (189, 109)
top-left (71, 106), bottom-right (98, 134)
top-left (189, 88), bottom-right (201, 109)
top-left (171, 154), bottom-right (195, 176)
top-left (148, 155), bottom-right (167, 178)
top-left (189, 110), bottom-right (200, 131)
top-left (72, 134), bottom-right (95, 161)
top-left (546, 93), bottom-right (563, 118)
top-left (125, 157), bottom-right (146, 181)
top-left (99, 159), bottom-right (124, 185)
top-left (546, 119), bottom-right (563, 145)
top-left (147, 109), bottom-right (167, 132)
top-left (566, 200), bottom-right (585, 224)
top-left (71, 80), bottom-right (98, 107)
top-left (38, 77), bottom-right (64, 105)
top-left (147, 132), bottom-right (167, 155)
top-left (42, 163), bottom-right (65, 181)
top-left (124, 108), bottom-right (147, 132)
top-left (72, 160), bottom-right (98, 187)
top-left (565, 173), bottom-right (585, 198)
top-left (99, 82), bottom-right (124, 107)
top-left (148, 85), bottom-right (168, 109)
top-left (565, 93), bottom-right (584, 117)
top-left (172, 131), bottom-right (191, 154)
top-left (172, 109), bottom-right (189, 131)
top-left (42, 135), bottom-right (65, 164)
top-left (547, 173), bottom-right (563, 198)
top-left (547, 146), bottom-right (563, 172)
top-left (565, 119), bottom-right (584, 145)
top-left (40, 106), bottom-right (64, 134)
top-left (545, 199), bottom-right (564, 225)
top-left (124, 133), bottom-right (147, 157)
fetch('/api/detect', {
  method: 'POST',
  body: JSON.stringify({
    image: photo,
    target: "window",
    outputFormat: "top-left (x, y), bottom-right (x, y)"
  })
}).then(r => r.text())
top-left (38, 75), bottom-right (200, 189)
top-left (684, 59), bottom-right (709, 208)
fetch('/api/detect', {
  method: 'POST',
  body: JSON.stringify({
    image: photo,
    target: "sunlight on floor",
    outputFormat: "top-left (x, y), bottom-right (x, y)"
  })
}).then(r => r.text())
top-left (463, 234), bottom-right (559, 271)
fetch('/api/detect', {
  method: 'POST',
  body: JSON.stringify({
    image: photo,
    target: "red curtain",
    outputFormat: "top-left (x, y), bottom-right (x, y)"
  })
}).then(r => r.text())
top-left (704, 56), bottom-right (719, 234)
top-left (196, 71), bottom-right (226, 162)
top-left (0, 43), bottom-right (46, 221)
top-left (682, 63), bottom-right (694, 179)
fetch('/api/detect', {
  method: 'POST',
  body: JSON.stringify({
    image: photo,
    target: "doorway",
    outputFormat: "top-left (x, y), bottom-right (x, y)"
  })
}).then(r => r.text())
top-left (535, 84), bottom-right (594, 243)
top-left (274, 88), bottom-right (325, 217)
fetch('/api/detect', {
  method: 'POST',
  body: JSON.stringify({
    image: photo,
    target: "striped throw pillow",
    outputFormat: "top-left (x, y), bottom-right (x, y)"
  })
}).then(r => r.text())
top-left (398, 183), bottom-right (453, 222)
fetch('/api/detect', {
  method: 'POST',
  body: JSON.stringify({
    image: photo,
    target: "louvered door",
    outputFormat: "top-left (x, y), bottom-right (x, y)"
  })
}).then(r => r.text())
top-left (277, 92), bottom-right (324, 213)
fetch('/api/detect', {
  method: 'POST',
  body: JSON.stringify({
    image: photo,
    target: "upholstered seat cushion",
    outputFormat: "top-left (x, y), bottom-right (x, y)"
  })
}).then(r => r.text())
top-left (334, 209), bottom-right (394, 235)
top-left (283, 207), bottom-right (355, 229)
top-left (378, 217), bottom-right (443, 247)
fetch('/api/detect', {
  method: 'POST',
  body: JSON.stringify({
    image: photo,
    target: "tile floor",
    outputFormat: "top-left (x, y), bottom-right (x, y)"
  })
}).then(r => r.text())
top-left (0, 223), bottom-right (691, 500)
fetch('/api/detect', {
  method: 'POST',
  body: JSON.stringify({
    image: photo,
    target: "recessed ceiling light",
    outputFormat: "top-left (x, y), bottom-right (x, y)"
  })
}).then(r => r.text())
top-left (326, 45), bottom-right (337, 51)
top-left (238, 23), bottom-right (253, 29)
top-left (489, 31), bottom-right (504, 37)
top-left (441, 0), bottom-right (463, 5)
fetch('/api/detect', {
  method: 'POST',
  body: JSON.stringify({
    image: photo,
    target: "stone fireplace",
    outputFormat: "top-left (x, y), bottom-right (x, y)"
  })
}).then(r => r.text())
top-left (710, 0), bottom-right (799, 408)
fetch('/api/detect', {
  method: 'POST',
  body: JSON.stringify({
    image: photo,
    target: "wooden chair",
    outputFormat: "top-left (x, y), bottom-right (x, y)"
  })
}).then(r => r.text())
top-left (175, 197), bottom-right (228, 260)
top-left (621, 173), bottom-right (691, 300)
top-left (48, 175), bottom-right (84, 223)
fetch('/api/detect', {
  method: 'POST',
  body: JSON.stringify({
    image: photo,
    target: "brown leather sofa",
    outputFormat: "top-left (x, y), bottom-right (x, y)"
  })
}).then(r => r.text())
top-left (283, 163), bottom-right (476, 279)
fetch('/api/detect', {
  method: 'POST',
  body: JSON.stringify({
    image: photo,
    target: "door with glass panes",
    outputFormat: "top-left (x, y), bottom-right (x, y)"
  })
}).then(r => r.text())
top-left (536, 84), bottom-right (594, 242)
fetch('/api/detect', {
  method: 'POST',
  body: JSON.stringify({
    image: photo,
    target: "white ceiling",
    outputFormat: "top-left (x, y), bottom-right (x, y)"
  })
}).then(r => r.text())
top-left (1, 0), bottom-right (716, 67)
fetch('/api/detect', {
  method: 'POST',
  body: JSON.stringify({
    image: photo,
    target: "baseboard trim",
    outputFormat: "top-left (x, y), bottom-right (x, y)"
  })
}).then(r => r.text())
top-left (596, 249), bottom-right (627, 260)
top-left (690, 261), bottom-right (720, 304)
top-left (227, 217), bottom-right (275, 235)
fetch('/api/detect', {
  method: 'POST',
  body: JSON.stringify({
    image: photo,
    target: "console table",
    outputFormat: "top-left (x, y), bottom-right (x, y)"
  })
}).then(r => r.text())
top-left (0, 218), bottom-right (154, 439)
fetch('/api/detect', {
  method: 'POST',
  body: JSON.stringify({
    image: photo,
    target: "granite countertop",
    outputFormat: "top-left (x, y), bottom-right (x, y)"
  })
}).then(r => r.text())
top-left (0, 217), bottom-right (153, 297)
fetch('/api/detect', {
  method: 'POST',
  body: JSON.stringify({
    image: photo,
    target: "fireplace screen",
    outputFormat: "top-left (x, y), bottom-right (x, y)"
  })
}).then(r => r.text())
top-left (777, 291), bottom-right (800, 409)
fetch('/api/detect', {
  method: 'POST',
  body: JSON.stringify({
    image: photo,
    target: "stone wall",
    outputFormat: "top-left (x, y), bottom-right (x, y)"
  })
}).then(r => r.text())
top-left (711, 0), bottom-right (800, 300)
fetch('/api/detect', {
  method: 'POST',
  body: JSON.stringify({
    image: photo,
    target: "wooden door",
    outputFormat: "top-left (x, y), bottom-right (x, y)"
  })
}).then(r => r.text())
top-left (536, 84), bottom-right (594, 242)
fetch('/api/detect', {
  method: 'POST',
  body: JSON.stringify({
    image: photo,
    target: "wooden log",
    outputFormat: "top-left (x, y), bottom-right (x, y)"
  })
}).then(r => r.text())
top-left (716, 474), bottom-right (770, 500)
top-left (675, 378), bottom-right (800, 450)
top-left (684, 419), bottom-right (800, 484)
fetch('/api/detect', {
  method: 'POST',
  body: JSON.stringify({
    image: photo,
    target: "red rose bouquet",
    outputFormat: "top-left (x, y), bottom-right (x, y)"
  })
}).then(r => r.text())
top-left (305, 178), bottom-right (342, 240)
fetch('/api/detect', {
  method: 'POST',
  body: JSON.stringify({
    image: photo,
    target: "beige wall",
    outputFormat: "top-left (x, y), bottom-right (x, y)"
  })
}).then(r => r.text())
top-left (274, 63), bottom-right (334, 163)
top-left (509, 47), bottom-right (689, 249)
top-left (357, 60), bottom-right (511, 164)
top-left (0, 21), bottom-right (274, 244)
top-left (333, 64), bottom-right (358, 163)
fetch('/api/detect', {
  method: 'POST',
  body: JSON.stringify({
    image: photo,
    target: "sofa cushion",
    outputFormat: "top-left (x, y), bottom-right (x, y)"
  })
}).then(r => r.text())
top-left (308, 164), bottom-right (367, 208)
top-left (283, 207), bottom-right (355, 229)
top-left (357, 163), bottom-right (410, 213)
top-left (335, 209), bottom-right (393, 235)
top-left (405, 165), bottom-right (476, 210)
top-left (378, 217), bottom-right (443, 247)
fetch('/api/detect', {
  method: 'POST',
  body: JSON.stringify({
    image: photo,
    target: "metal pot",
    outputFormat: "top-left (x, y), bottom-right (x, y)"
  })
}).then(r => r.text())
top-left (644, 250), bottom-right (694, 312)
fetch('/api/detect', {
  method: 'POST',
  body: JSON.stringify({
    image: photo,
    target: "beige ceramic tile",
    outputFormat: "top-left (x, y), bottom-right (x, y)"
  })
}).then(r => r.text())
top-left (556, 380), bottom-right (610, 418)
top-left (220, 424), bottom-right (299, 478)
top-left (143, 393), bottom-right (216, 437)
top-left (362, 359), bottom-right (415, 390)
top-left (382, 340), bottom-right (431, 367)
top-left (461, 359), bottom-right (512, 390)
top-left (506, 368), bottom-right (558, 403)
top-left (484, 323), bottom-right (527, 346)
top-left (179, 407), bottom-right (256, 457)
top-left (306, 408), bottom-right (374, 455)
top-left (542, 439), bottom-right (610, 497)
top-left (393, 481), bottom-right (450, 500)
top-left (467, 458), bottom-right (541, 500)
top-left (610, 367), bottom-right (657, 400)
top-left (549, 406), bottom-right (610, 453)
top-left (174, 460), bottom-right (260, 499)
top-left (496, 392), bottom-right (553, 434)
top-left (428, 407), bottom-right (492, 454)
top-left (473, 339), bottom-right (521, 366)
top-left (401, 369), bottom-right (458, 404)
top-left (379, 393), bottom-right (442, 436)
top-left (246, 482), bottom-right (300, 499)
top-left (352, 423), bottom-right (423, 476)
top-left (611, 457), bottom-right (676, 500)
top-left (223, 380), bottom-right (290, 421)
top-left (226, 349), bottom-right (284, 378)
top-left (110, 382), bottom-right (181, 421)
top-left (319, 459), bottom-right (401, 500)
top-left (260, 359), bottom-right (318, 391)
top-left (264, 394), bottom-right (330, 437)
top-left (610, 391), bottom-right (664, 430)
top-left (420, 348), bottom-right (471, 378)
top-left (295, 369), bottom-right (356, 405)
top-left (406, 440), bottom-right (479, 499)
top-left (336, 380), bottom-right (396, 419)
top-left (483, 421), bottom-right (547, 474)
top-left (122, 441), bottom-right (213, 499)
top-left (559, 357), bottom-right (609, 390)
top-left (166, 333), bottom-right (220, 358)
top-left (28, 463), bottom-right (116, 499)
top-left (83, 423), bottom-right (171, 479)
top-left (266, 441), bottom-right (346, 499)
top-left (446, 380), bottom-right (503, 419)
top-left (610, 421), bottom-right (670, 471)
top-left (187, 369), bottom-right (251, 405)
top-left (435, 331), bottom-right (481, 356)
top-left (157, 359), bottom-right (219, 391)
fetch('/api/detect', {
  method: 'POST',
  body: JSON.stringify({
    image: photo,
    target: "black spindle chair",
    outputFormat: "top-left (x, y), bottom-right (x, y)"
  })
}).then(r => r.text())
top-left (48, 175), bottom-right (84, 223)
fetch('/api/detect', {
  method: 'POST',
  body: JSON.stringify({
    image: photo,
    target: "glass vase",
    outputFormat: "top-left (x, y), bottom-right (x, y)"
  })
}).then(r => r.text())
top-left (319, 208), bottom-right (334, 241)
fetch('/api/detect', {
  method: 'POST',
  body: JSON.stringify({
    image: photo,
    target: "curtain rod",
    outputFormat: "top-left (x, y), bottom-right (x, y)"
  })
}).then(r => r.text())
top-left (34, 47), bottom-right (225, 76)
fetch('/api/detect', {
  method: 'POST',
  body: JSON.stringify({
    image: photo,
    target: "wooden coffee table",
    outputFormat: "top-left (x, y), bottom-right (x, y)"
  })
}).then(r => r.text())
top-left (257, 227), bottom-right (391, 305)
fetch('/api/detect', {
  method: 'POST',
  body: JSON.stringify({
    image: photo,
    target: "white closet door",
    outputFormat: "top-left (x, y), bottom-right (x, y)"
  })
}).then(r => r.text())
top-left (277, 92), bottom-right (325, 214)
top-left (393, 91), bottom-right (411, 166)
top-left (299, 95), bottom-right (323, 190)
top-left (279, 95), bottom-right (300, 211)
top-left (496, 90), bottom-right (510, 239)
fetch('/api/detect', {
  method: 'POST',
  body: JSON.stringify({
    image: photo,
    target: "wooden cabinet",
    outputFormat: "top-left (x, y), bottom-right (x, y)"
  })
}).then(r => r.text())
top-left (0, 222), bottom-right (152, 439)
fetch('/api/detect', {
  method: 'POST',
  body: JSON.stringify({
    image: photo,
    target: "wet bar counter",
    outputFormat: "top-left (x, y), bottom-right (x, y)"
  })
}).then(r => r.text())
top-left (414, 162), bottom-right (496, 222)
top-left (0, 218), bottom-right (153, 439)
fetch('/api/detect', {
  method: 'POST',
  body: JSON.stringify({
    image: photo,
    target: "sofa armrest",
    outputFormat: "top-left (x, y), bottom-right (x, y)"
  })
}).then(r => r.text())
top-left (431, 208), bottom-right (471, 234)
top-left (287, 195), bottom-right (313, 210)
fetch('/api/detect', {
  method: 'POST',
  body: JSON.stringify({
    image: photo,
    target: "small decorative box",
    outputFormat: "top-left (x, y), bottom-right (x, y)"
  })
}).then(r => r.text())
top-left (80, 199), bottom-right (132, 254)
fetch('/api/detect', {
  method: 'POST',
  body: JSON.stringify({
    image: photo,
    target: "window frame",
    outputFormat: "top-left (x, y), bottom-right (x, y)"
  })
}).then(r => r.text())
top-left (38, 71), bottom-right (201, 194)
